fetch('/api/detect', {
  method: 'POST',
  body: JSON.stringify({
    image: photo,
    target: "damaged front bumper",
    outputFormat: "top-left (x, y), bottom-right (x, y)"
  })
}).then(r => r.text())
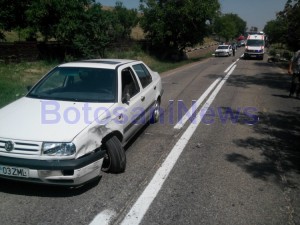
top-left (0, 150), bottom-right (105, 186)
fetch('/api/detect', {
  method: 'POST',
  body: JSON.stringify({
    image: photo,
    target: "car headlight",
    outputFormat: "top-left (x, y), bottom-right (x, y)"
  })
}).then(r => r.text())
top-left (42, 142), bottom-right (76, 156)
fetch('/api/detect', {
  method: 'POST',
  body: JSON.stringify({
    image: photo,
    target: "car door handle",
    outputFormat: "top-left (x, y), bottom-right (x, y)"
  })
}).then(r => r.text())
top-left (154, 86), bottom-right (156, 90)
top-left (141, 96), bottom-right (145, 101)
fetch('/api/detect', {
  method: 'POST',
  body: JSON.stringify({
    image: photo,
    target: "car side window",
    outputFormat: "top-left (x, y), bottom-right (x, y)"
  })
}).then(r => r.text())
top-left (132, 64), bottom-right (152, 88)
top-left (121, 68), bottom-right (140, 100)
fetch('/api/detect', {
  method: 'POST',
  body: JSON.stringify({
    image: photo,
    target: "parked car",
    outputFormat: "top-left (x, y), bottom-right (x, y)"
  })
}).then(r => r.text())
top-left (0, 59), bottom-right (163, 186)
top-left (215, 45), bottom-right (233, 57)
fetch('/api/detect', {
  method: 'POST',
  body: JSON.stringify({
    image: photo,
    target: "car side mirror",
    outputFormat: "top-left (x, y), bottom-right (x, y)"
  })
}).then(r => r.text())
top-left (122, 93), bottom-right (130, 104)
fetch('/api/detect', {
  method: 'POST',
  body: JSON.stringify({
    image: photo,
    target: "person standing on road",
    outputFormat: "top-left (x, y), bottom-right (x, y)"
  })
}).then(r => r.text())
top-left (288, 50), bottom-right (300, 98)
top-left (232, 43), bottom-right (236, 57)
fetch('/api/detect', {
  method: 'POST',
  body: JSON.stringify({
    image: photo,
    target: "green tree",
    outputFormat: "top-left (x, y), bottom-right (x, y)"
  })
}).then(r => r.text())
top-left (26, 0), bottom-right (93, 42)
top-left (113, 1), bottom-right (138, 41)
top-left (278, 0), bottom-right (300, 50)
top-left (26, 0), bottom-right (119, 58)
top-left (226, 13), bottom-right (247, 36)
top-left (263, 18), bottom-right (287, 44)
top-left (0, 0), bottom-right (31, 40)
top-left (213, 13), bottom-right (246, 41)
top-left (140, 0), bottom-right (220, 58)
top-left (214, 16), bottom-right (237, 41)
top-left (73, 5), bottom-right (115, 58)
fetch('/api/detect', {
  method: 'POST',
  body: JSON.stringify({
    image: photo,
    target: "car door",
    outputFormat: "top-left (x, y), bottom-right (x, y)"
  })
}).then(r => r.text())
top-left (131, 63), bottom-right (156, 121)
top-left (117, 67), bottom-right (147, 142)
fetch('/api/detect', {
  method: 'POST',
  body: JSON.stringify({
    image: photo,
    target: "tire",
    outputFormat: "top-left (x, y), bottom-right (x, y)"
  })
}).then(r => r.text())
top-left (150, 99), bottom-right (160, 124)
top-left (101, 136), bottom-right (126, 173)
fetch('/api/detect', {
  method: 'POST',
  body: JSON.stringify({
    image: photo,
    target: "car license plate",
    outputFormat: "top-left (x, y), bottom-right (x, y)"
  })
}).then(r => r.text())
top-left (0, 165), bottom-right (29, 178)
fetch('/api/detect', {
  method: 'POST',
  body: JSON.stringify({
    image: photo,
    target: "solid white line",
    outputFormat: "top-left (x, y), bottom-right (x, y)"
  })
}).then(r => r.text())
top-left (89, 209), bottom-right (116, 225)
top-left (224, 58), bottom-right (240, 73)
top-left (174, 77), bottom-right (221, 129)
top-left (224, 62), bottom-right (236, 73)
top-left (120, 65), bottom-right (237, 225)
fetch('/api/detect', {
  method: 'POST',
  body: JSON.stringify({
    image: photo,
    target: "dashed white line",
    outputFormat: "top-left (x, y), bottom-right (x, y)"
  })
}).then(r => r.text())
top-left (119, 64), bottom-right (237, 225)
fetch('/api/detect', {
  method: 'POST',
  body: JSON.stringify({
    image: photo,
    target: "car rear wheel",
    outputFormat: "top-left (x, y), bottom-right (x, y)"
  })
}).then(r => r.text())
top-left (101, 136), bottom-right (126, 173)
top-left (150, 99), bottom-right (160, 124)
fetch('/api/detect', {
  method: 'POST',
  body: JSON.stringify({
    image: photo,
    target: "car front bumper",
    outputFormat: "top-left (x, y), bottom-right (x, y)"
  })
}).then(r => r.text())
top-left (0, 150), bottom-right (105, 186)
top-left (244, 52), bottom-right (264, 57)
top-left (215, 52), bottom-right (229, 56)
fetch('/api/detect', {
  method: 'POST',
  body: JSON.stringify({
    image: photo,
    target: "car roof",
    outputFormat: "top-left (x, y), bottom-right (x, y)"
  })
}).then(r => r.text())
top-left (58, 59), bottom-right (139, 69)
top-left (218, 45), bottom-right (230, 47)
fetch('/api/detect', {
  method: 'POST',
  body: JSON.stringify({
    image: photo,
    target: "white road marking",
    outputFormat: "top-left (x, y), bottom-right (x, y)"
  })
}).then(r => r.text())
top-left (120, 64), bottom-right (237, 225)
top-left (175, 58), bottom-right (240, 130)
top-left (174, 77), bottom-right (221, 129)
top-left (224, 58), bottom-right (240, 73)
top-left (89, 209), bottom-right (116, 225)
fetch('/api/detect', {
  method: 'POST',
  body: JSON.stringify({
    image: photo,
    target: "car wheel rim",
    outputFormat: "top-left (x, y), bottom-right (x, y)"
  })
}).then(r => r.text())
top-left (153, 101), bottom-right (160, 121)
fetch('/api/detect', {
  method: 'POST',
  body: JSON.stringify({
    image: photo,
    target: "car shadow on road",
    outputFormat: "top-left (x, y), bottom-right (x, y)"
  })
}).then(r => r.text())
top-left (272, 94), bottom-right (291, 99)
top-left (0, 176), bottom-right (102, 197)
top-left (226, 72), bottom-right (291, 91)
top-left (205, 72), bottom-right (291, 95)
top-left (225, 108), bottom-right (300, 187)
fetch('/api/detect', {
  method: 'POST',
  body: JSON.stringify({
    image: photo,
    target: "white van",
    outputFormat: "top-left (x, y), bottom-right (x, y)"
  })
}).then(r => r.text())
top-left (244, 34), bottom-right (265, 60)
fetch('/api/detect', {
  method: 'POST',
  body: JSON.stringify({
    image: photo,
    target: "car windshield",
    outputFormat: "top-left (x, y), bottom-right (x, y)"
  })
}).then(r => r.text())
top-left (247, 40), bottom-right (264, 46)
top-left (27, 67), bottom-right (117, 102)
top-left (217, 46), bottom-right (229, 49)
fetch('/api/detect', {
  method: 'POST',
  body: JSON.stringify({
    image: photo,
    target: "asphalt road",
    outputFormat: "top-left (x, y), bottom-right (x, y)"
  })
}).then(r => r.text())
top-left (0, 48), bottom-right (299, 225)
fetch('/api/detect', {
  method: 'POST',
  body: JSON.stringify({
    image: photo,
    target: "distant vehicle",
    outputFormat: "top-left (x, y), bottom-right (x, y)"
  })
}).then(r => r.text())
top-left (244, 34), bottom-right (265, 60)
top-left (237, 40), bottom-right (246, 47)
top-left (215, 45), bottom-right (232, 57)
top-left (0, 59), bottom-right (163, 186)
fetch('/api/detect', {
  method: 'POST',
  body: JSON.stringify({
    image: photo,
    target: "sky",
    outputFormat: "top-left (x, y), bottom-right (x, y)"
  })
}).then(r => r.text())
top-left (97, 0), bottom-right (287, 31)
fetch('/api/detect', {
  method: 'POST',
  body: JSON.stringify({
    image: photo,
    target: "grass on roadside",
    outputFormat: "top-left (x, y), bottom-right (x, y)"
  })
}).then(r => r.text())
top-left (0, 61), bottom-right (57, 108)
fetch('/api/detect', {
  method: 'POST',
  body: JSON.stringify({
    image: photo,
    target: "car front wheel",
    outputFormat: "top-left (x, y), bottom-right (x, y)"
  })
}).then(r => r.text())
top-left (101, 136), bottom-right (126, 173)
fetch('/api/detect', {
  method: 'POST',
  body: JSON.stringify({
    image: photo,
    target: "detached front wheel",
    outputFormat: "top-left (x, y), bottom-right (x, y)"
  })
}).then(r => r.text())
top-left (101, 136), bottom-right (126, 173)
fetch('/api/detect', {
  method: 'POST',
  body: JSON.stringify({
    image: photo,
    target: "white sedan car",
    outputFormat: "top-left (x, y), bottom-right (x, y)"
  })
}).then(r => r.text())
top-left (215, 45), bottom-right (233, 57)
top-left (0, 59), bottom-right (163, 186)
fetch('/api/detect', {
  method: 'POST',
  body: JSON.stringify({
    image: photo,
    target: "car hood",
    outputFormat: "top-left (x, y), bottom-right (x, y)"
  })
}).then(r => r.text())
top-left (0, 97), bottom-right (116, 142)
